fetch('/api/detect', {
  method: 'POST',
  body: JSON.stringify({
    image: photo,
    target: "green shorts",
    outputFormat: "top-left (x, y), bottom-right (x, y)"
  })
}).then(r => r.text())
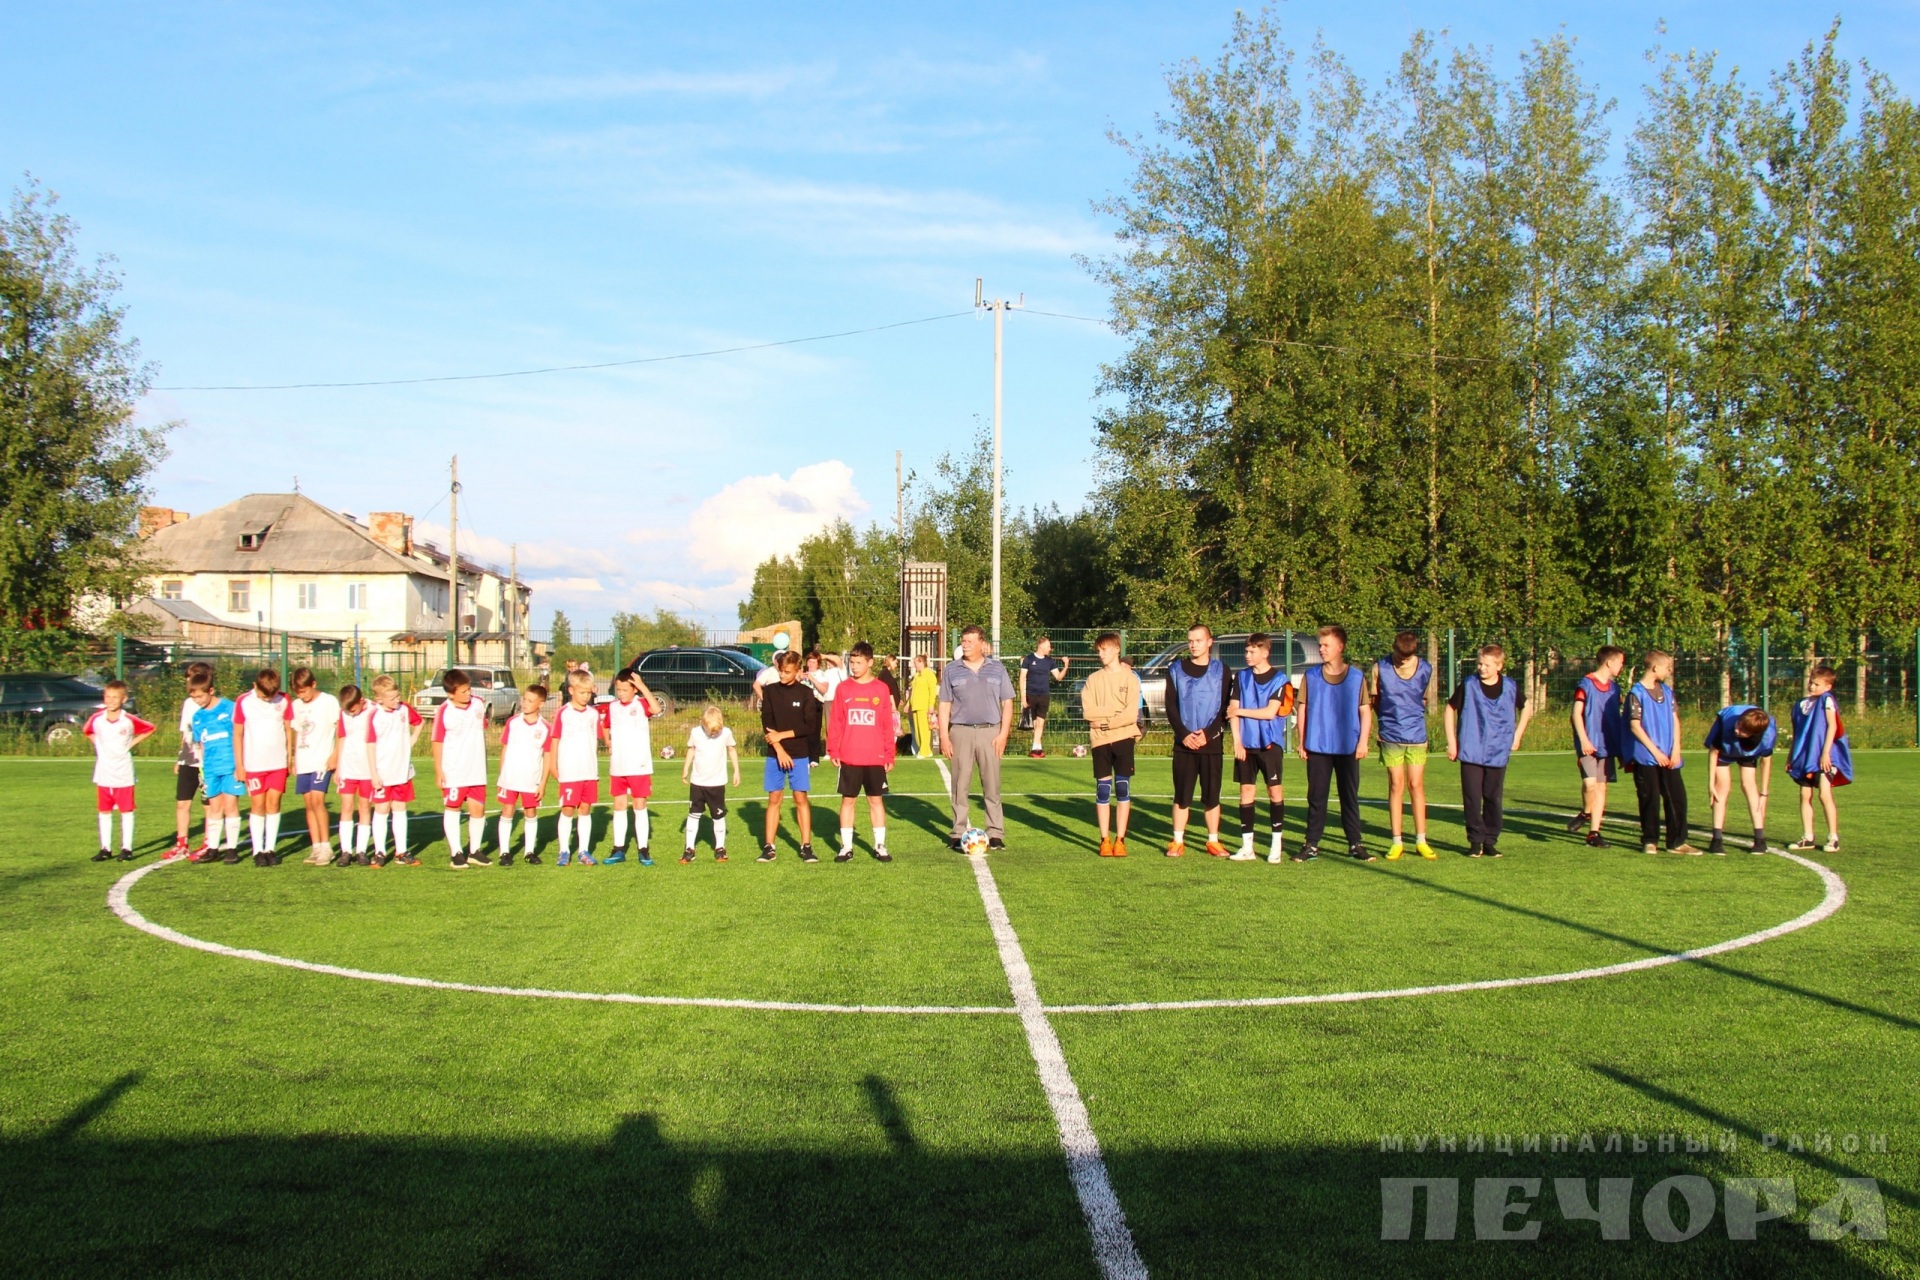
top-left (1380, 741), bottom-right (1429, 767)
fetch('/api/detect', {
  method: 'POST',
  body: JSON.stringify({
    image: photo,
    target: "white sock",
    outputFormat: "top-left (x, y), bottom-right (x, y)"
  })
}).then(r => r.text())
top-left (264, 813), bottom-right (280, 851)
top-left (1240, 831), bottom-right (1255, 853)
top-left (223, 815), bottom-right (241, 849)
top-left (341, 818), bottom-right (357, 854)
top-left (873, 824), bottom-right (886, 850)
top-left (1172, 826), bottom-right (1186, 845)
top-left (443, 810), bottom-right (463, 855)
top-left (524, 812), bottom-right (537, 853)
top-left (498, 814), bottom-right (514, 851)
top-left (713, 816), bottom-right (728, 848)
top-left (613, 809), bottom-right (629, 849)
top-left (559, 815), bottom-right (572, 853)
top-left (1270, 830), bottom-right (1284, 855)
top-left (840, 825), bottom-right (854, 853)
top-left (684, 814), bottom-right (700, 848)
top-left (121, 811), bottom-right (136, 852)
top-left (575, 815), bottom-right (592, 854)
top-left (393, 809), bottom-right (408, 853)
top-left (98, 814), bottom-right (113, 848)
top-left (634, 808), bottom-right (650, 850)
top-left (469, 814), bottom-right (485, 854)
top-left (373, 813), bottom-right (389, 853)
top-left (248, 814), bottom-right (263, 853)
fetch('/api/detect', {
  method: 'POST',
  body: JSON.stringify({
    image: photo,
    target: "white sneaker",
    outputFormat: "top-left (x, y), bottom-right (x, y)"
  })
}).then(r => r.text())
top-left (1822, 836), bottom-right (1840, 853)
top-left (1228, 849), bottom-right (1256, 861)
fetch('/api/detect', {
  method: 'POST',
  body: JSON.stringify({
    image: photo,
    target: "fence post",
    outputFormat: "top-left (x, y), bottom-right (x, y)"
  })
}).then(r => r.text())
top-left (1760, 629), bottom-right (1770, 717)
top-left (114, 634), bottom-right (124, 681)
top-left (1913, 629), bottom-right (1918, 748)
top-left (280, 631), bottom-right (289, 683)
top-left (1446, 627), bottom-right (1455, 690)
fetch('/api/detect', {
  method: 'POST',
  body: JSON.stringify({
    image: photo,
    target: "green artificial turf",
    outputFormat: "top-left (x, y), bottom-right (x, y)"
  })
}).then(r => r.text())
top-left (1, 751), bottom-right (1913, 1277)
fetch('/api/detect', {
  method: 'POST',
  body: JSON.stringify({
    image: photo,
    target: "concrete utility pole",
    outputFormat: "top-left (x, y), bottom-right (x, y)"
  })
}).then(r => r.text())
top-left (447, 455), bottom-right (460, 668)
top-left (975, 278), bottom-right (1021, 655)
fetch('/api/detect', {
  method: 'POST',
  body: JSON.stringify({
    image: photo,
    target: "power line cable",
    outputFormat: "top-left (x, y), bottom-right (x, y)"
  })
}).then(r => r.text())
top-left (1025, 307), bottom-right (1515, 364)
top-left (156, 310), bottom-right (975, 392)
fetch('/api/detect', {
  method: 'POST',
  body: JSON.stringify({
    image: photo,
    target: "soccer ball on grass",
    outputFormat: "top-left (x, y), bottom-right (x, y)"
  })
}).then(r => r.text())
top-left (959, 828), bottom-right (990, 857)
top-left (660, 745), bottom-right (676, 759)
top-left (1070, 744), bottom-right (1088, 758)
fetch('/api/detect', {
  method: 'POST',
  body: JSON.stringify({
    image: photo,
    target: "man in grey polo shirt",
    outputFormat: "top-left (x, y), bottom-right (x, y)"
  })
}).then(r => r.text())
top-left (938, 624), bottom-right (1016, 850)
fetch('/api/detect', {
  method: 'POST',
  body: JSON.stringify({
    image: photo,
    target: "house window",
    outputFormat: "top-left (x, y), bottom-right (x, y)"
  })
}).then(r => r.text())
top-left (228, 580), bottom-right (250, 613)
top-left (296, 582), bottom-right (319, 610)
top-left (160, 581), bottom-right (184, 601)
top-left (346, 582), bottom-right (369, 610)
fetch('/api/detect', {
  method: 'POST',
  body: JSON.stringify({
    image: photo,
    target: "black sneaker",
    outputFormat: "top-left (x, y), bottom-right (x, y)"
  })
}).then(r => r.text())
top-left (1585, 830), bottom-right (1605, 848)
top-left (757, 845), bottom-right (777, 863)
top-left (873, 848), bottom-right (892, 863)
top-left (470, 851), bottom-right (493, 866)
top-left (1349, 845), bottom-right (1376, 863)
top-left (252, 852), bottom-right (269, 867)
top-left (1706, 834), bottom-right (1725, 855)
top-left (525, 852), bottom-right (543, 865)
top-left (118, 849), bottom-right (137, 862)
top-left (1749, 836), bottom-right (1769, 855)
top-left (499, 851), bottom-right (515, 867)
top-left (1565, 810), bottom-right (1589, 833)
top-left (948, 836), bottom-right (964, 852)
top-left (834, 849), bottom-right (853, 863)
top-left (715, 849), bottom-right (728, 863)
top-left (223, 850), bottom-right (241, 864)
top-left (450, 852), bottom-right (469, 869)
top-left (1485, 845), bottom-right (1503, 859)
top-left (800, 845), bottom-right (818, 864)
top-left (1467, 845), bottom-right (1484, 858)
top-left (92, 848), bottom-right (113, 862)
top-left (1291, 845), bottom-right (1318, 863)
top-left (987, 837), bottom-right (1006, 851)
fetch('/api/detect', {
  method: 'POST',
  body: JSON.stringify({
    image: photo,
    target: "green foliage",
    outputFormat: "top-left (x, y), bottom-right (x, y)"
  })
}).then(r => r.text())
top-left (0, 180), bottom-right (172, 628)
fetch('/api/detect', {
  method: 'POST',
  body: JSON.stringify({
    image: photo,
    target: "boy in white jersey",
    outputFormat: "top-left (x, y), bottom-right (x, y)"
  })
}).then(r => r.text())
top-left (495, 683), bottom-right (551, 865)
top-left (603, 668), bottom-right (661, 865)
top-left (232, 668), bottom-right (295, 866)
top-left (432, 669), bottom-right (494, 868)
top-left (334, 684), bottom-right (374, 865)
top-left (547, 669), bottom-right (605, 866)
top-left (172, 660), bottom-right (213, 858)
top-left (288, 668), bottom-right (343, 865)
top-left (85, 680), bottom-right (155, 861)
top-left (680, 704), bottom-right (740, 862)
top-left (365, 674), bottom-right (424, 866)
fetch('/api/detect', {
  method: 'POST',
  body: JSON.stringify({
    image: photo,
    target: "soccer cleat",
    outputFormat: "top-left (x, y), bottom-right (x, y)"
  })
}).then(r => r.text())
top-left (1417, 838), bottom-right (1437, 860)
top-left (450, 852), bottom-right (469, 869)
top-left (1098, 837), bottom-right (1115, 858)
top-left (715, 849), bottom-right (728, 863)
top-left (799, 845), bottom-right (818, 864)
top-left (525, 852), bottom-right (544, 865)
top-left (169, 837), bottom-right (190, 859)
top-left (1786, 838), bottom-right (1816, 852)
top-left (1291, 845), bottom-right (1318, 863)
top-left (1385, 840), bottom-right (1405, 861)
top-left (370, 853), bottom-right (389, 869)
top-left (1822, 836), bottom-right (1840, 853)
top-left (638, 850), bottom-right (654, 867)
top-left (988, 837), bottom-right (1006, 851)
top-left (401, 852), bottom-right (420, 867)
top-left (252, 852), bottom-right (269, 867)
top-left (118, 849), bottom-right (136, 861)
top-left (1228, 847), bottom-right (1256, 861)
top-left (604, 849), bottom-right (627, 865)
top-left (1671, 843), bottom-right (1703, 856)
top-left (1028, 748), bottom-right (1043, 758)
top-left (499, 851), bottom-right (516, 867)
top-left (1112, 838), bottom-right (1129, 858)
top-left (1350, 845), bottom-right (1376, 863)
top-left (1585, 831), bottom-right (1605, 848)
top-left (873, 848), bottom-right (892, 863)
top-left (1485, 846), bottom-right (1503, 859)
top-left (92, 848), bottom-right (114, 862)
top-left (680, 849), bottom-right (695, 864)
top-left (578, 852), bottom-right (597, 866)
top-left (223, 850), bottom-right (241, 864)
top-left (757, 845), bottom-right (777, 863)
top-left (1566, 810), bottom-right (1589, 833)
top-left (556, 851), bottom-right (571, 867)
top-left (470, 851), bottom-right (493, 867)
top-left (1164, 841), bottom-right (1185, 858)
top-left (834, 849), bottom-right (853, 863)
top-left (1204, 841), bottom-right (1230, 858)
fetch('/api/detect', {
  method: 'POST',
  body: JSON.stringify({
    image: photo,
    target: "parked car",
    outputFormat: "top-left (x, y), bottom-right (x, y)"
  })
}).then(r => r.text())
top-left (412, 666), bottom-right (521, 719)
top-left (0, 673), bottom-right (130, 743)
top-left (1128, 632), bottom-right (1323, 724)
top-left (626, 646), bottom-right (766, 709)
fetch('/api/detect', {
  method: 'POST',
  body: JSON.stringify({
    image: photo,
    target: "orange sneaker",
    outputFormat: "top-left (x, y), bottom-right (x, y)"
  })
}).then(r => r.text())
top-left (1164, 840), bottom-right (1185, 857)
top-left (1112, 838), bottom-right (1128, 858)
top-left (1098, 837), bottom-right (1115, 858)
top-left (1204, 840), bottom-right (1230, 858)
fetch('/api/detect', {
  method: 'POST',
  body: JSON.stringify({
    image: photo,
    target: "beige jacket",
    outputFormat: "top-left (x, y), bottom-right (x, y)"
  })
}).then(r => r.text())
top-left (1080, 664), bottom-right (1143, 748)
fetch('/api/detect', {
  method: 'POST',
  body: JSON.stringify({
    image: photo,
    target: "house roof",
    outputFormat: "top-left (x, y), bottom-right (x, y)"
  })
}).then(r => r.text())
top-left (139, 596), bottom-right (225, 625)
top-left (143, 493), bottom-right (525, 584)
top-left (128, 595), bottom-right (337, 643)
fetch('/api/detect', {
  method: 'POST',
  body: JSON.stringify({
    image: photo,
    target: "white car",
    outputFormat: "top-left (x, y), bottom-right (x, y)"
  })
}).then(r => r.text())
top-left (413, 666), bottom-right (522, 719)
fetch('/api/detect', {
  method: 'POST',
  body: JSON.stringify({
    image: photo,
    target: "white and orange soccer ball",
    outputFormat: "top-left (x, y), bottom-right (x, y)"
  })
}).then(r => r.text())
top-left (960, 828), bottom-right (990, 857)
top-left (660, 745), bottom-right (676, 759)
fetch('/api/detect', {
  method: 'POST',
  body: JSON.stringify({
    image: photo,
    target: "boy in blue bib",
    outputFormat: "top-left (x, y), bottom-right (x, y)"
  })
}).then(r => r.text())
top-left (1442, 644), bottom-right (1534, 857)
top-left (1786, 665), bottom-right (1852, 853)
top-left (1567, 645), bottom-right (1626, 847)
top-left (1294, 625), bottom-right (1374, 861)
top-left (1626, 651), bottom-right (1700, 854)
top-left (1228, 633), bottom-right (1295, 862)
top-left (1703, 704), bottom-right (1776, 854)
top-left (1371, 630), bottom-right (1435, 859)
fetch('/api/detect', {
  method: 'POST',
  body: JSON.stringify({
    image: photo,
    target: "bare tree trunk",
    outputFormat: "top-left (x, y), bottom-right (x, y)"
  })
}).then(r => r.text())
top-left (1426, 629), bottom-right (1440, 709)
top-left (1718, 621), bottom-right (1733, 707)
top-left (1856, 629), bottom-right (1870, 715)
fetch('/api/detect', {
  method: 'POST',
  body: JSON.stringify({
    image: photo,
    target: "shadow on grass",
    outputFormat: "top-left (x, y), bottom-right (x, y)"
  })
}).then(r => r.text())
top-left (10, 1074), bottom-right (1900, 1279)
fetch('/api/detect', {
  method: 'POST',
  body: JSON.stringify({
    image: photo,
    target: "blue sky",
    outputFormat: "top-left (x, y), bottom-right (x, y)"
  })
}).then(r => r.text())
top-left (6, 2), bottom-right (1915, 630)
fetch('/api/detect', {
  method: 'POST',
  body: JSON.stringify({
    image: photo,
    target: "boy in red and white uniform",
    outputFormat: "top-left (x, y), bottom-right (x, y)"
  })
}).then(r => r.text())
top-left (496, 683), bottom-right (551, 864)
top-left (365, 674), bottom-right (423, 865)
top-left (289, 667), bottom-right (342, 865)
top-left (547, 670), bottom-right (605, 866)
top-left (335, 684), bottom-right (374, 864)
top-left (432, 669), bottom-right (493, 868)
top-left (232, 668), bottom-right (295, 866)
top-left (604, 669), bottom-right (660, 864)
top-left (827, 641), bottom-right (898, 863)
top-left (85, 679), bottom-right (155, 862)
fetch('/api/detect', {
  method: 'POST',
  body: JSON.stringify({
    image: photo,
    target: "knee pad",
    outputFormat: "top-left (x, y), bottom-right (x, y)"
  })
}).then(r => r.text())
top-left (1096, 777), bottom-right (1113, 805)
top-left (1114, 776), bottom-right (1131, 803)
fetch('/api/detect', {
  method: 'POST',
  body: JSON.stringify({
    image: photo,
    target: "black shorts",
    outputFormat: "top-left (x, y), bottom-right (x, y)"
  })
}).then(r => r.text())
top-left (837, 764), bottom-right (889, 798)
top-left (175, 766), bottom-right (201, 802)
top-left (1027, 693), bottom-right (1052, 719)
top-left (687, 784), bottom-right (728, 817)
top-left (1090, 739), bottom-right (1136, 779)
top-left (1234, 745), bottom-right (1285, 787)
top-left (1172, 749), bottom-right (1224, 810)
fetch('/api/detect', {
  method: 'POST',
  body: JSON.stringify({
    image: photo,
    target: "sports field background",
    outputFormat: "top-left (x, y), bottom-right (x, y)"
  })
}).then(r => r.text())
top-left (2, 751), bottom-right (1914, 1276)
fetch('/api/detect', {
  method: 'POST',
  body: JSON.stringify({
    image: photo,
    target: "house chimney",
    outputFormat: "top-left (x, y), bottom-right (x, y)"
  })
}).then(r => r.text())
top-left (138, 507), bottom-right (188, 539)
top-left (369, 511), bottom-right (413, 556)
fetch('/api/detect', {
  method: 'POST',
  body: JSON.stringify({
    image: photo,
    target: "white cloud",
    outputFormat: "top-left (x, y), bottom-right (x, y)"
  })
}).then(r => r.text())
top-left (449, 66), bottom-right (828, 105)
top-left (681, 460), bottom-right (868, 577)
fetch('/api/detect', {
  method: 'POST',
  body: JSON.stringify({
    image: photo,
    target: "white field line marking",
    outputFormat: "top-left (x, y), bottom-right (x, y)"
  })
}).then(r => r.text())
top-left (105, 860), bottom-right (1012, 1016)
top-left (1047, 852), bottom-right (1847, 1013)
top-left (941, 758), bottom-right (1149, 1280)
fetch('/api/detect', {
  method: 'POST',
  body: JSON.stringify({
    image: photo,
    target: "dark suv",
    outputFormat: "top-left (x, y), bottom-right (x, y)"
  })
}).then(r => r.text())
top-left (626, 646), bottom-right (767, 709)
top-left (0, 673), bottom-right (130, 743)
